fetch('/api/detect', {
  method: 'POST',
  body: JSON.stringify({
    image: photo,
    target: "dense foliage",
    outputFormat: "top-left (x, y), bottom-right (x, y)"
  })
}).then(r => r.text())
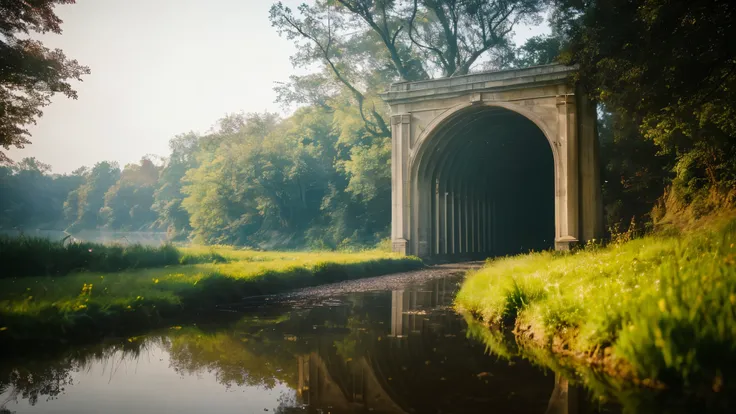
top-left (556, 0), bottom-right (736, 226)
top-left (0, 0), bottom-right (89, 162)
top-left (0, 107), bottom-right (394, 248)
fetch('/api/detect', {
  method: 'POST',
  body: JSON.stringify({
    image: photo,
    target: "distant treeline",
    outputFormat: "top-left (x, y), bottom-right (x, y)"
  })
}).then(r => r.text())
top-left (0, 109), bottom-right (392, 249)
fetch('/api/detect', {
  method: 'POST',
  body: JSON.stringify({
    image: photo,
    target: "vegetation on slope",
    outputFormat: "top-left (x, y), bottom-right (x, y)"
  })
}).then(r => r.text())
top-left (0, 247), bottom-right (423, 347)
top-left (455, 217), bottom-right (736, 392)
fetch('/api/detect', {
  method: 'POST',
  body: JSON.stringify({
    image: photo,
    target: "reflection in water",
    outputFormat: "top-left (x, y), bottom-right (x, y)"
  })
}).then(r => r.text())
top-left (0, 275), bottom-right (614, 414)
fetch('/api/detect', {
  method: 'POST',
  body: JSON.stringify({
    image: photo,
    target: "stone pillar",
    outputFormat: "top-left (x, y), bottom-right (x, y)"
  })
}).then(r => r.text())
top-left (471, 193), bottom-right (477, 253)
top-left (442, 191), bottom-right (448, 254)
top-left (434, 179), bottom-right (440, 255)
top-left (492, 200), bottom-right (497, 254)
top-left (449, 186), bottom-right (457, 254)
top-left (475, 194), bottom-right (483, 253)
top-left (487, 196), bottom-right (492, 254)
top-left (555, 94), bottom-right (580, 250)
top-left (457, 185), bottom-right (464, 253)
top-left (463, 186), bottom-right (470, 254)
top-left (577, 87), bottom-right (604, 243)
top-left (483, 196), bottom-right (488, 253)
top-left (391, 114), bottom-right (411, 254)
top-left (480, 196), bottom-right (485, 253)
top-left (416, 177), bottom-right (432, 257)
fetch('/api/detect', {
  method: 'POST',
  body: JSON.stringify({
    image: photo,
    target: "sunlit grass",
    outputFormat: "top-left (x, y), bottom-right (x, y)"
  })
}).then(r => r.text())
top-left (0, 248), bottom-right (422, 345)
top-left (455, 216), bottom-right (736, 389)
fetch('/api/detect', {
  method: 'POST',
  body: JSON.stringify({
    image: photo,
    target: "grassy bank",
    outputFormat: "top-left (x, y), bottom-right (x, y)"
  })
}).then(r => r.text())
top-left (0, 236), bottom-right (226, 278)
top-left (455, 217), bottom-right (736, 392)
top-left (0, 248), bottom-right (423, 347)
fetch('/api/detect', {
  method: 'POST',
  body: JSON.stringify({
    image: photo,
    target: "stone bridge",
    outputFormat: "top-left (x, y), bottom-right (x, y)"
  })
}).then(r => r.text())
top-left (381, 64), bottom-right (603, 258)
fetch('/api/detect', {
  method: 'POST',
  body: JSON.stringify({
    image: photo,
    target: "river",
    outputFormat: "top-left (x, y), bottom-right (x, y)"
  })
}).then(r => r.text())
top-left (0, 266), bottom-right (627, 413)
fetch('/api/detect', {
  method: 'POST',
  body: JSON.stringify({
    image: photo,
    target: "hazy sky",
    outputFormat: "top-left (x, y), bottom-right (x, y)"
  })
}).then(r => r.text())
top-left (9, 0), bottom-right (548, 174)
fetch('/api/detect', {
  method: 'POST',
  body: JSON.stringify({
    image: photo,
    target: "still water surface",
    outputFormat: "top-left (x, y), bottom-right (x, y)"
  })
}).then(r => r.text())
top-left (1, 268), bottom-right (618, 414)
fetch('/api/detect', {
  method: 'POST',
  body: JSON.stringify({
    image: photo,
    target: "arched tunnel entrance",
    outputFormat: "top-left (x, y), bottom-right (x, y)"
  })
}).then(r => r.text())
top-left (385, 65), bottom-right (604, 258)
top-left (413, 106), bottom-right (555, 259)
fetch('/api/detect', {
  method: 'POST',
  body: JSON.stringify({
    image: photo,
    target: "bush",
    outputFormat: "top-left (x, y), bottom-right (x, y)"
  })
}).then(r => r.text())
top-left (0, 236), bottom-right (182, 278)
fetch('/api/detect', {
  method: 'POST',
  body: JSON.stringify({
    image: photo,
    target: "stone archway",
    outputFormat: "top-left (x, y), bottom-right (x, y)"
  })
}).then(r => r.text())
top-left (381, 64), bottom-right (603, 258)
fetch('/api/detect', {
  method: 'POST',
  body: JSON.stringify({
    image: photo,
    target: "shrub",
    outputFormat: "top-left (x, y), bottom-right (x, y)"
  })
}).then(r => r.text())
top-left (0, 236), bottom-right (181, 278)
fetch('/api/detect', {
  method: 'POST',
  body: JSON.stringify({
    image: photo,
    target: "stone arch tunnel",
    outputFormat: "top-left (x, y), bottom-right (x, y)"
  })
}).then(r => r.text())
top-left (382, 64), bottom-right (604, 259)
top-left (417, 106), bottom-right (555, 258)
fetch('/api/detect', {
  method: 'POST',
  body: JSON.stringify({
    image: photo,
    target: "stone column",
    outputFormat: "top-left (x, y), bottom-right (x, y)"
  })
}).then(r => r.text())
top-left (457, 184), bottom-right (463, 253)
top-left (416, 176), bottom-right (432, 257)
top-left (464, 186), bottom-right (470, 254)
top-left (555, 94), bottom-right (580, 250)
top-left (468, 189), bottom-right (478, 253)
top-left (449, 189), bottom-right (457, 254)
top-left (442, 190), bottom-right (448, 254)
top-left (434, 179), bottom-right (440, 255)
top-left (391, 114), bottom-right (412, 254)
top-left (480, 196), bottom-right (486, 253)
top-left (475, 194), bottom-right (483, 253)
top-left (491, 200), bottom-right (497, 254)
top-left (486, 196), bottom-right (492, 254)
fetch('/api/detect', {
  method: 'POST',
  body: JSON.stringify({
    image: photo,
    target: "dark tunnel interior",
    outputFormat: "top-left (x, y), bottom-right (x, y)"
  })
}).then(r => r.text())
top-left (422, 106), bottom-right (555, 258)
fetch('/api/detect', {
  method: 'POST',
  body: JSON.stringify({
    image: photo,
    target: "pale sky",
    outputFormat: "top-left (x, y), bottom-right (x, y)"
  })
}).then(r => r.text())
top-left (9, 0), bottom-right (548, 174)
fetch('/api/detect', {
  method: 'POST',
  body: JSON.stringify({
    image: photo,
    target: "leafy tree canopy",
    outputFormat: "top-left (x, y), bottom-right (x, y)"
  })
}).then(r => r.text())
top-left (556, 0), bottom-right (736, 221)
top-left (0, 0), bottom-right (89, 162)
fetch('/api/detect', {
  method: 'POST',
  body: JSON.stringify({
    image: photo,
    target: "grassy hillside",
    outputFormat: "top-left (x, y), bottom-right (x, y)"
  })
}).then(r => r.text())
top-left (455, 216), bottom-right (736, 391)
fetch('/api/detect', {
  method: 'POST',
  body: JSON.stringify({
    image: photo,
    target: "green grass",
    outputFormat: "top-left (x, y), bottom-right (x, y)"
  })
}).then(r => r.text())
top-left (455, 217), bottom-right (736, 391)
top-left (0, 236), bottom-right (227, 278)
top-left (0, 248), bottom-right (423, 347)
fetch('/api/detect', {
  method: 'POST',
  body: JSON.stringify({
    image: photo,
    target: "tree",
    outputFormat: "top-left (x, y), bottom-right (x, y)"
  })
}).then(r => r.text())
top-left (153, 132), bottom-right (201, 239)
top-left (65, 161), bottom-right (120, 231)
top-left (183, 113), bottom-right (283, 245)
top-left (270, 0), bottom-right (545, 136)
top-left (556, 0), bottom-right (736, 221)
top-left (0, 0), bottom-right (90, 161)
top-left (511, 34), bottom-right (563, 67)
top-left (406, 0), bottom-right (544, 76)
top-left (270, 2), bottom-right (393, 138)
top-left (101, 158), bottom-right (160, 231)
top-left (0, 157), bottom-right (84, 230)
top-left (597, 110), bottom-right (673, 230)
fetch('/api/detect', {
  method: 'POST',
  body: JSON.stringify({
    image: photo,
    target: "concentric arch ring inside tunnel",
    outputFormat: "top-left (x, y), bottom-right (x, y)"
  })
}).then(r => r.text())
top-left (381, 64), bottom-right (604, 259)
top-left (411, 104), bottom-right (556, 258)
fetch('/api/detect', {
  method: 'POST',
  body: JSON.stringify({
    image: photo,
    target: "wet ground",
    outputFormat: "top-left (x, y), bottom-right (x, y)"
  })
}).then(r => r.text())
top-left (1, 265), bottom-right (619, 414)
